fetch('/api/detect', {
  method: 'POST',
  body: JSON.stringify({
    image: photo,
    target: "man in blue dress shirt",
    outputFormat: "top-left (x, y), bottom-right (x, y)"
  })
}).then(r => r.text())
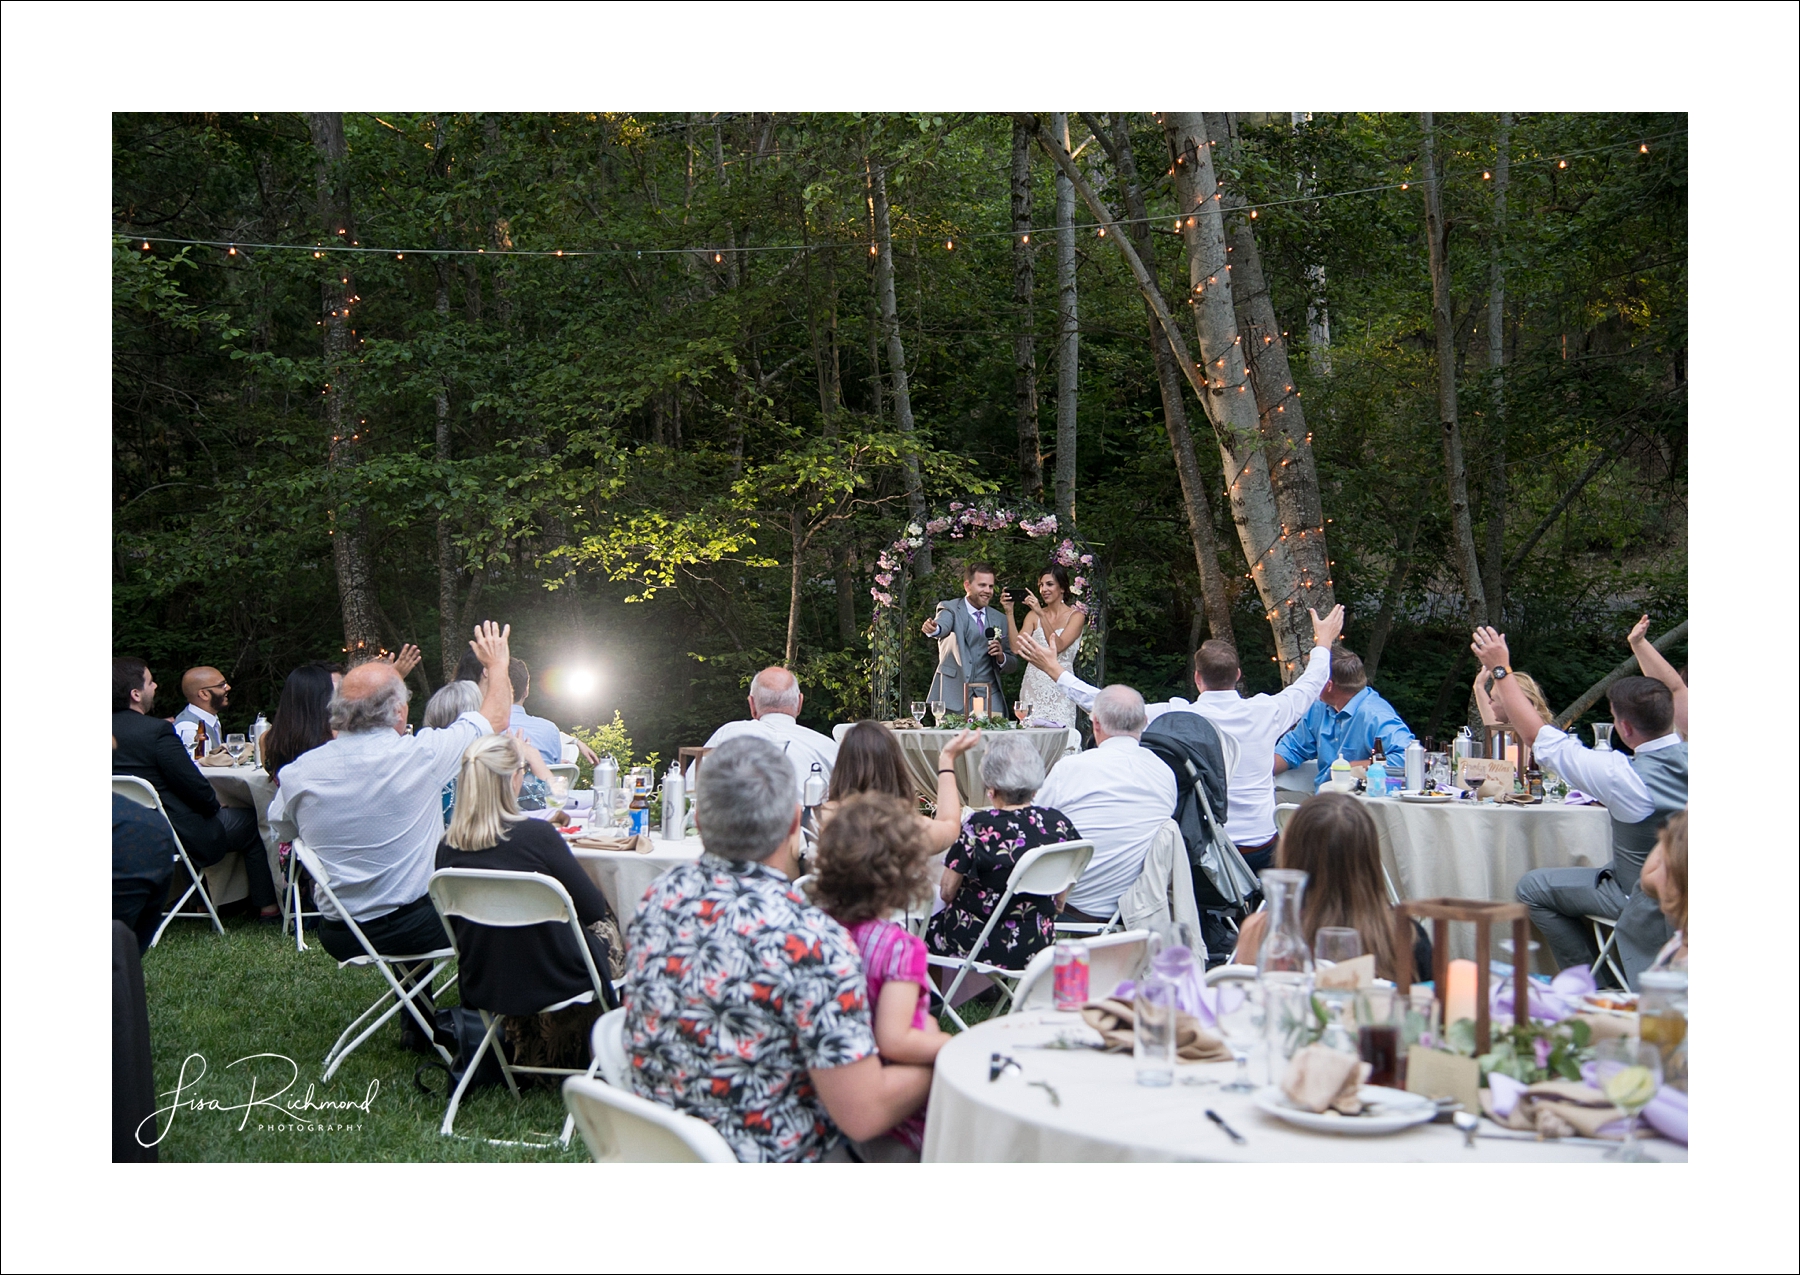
top-left (1273, 646), bottom-right (1415, 790)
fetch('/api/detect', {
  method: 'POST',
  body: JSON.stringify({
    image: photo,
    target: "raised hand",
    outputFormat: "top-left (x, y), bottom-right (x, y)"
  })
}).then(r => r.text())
top-left (1310, 604), bottom-right (1346, 649)
top-left (920, 615), bottom-right (941, 638)
top-left (1627, 614), bottom-right (1651, 648)
top-left (941, 728), bottom-right (982, 759)
top-left (1014, 628), bottom-right (1062, 678)
top-left (1470, 625), bottom-right (1510, 671)
top-left (1023, 590), bottom-right (1043, 613)
top-left (380, 643), bottom-right (423, 679)
top-left (470, 619), bottom-right (511, 671)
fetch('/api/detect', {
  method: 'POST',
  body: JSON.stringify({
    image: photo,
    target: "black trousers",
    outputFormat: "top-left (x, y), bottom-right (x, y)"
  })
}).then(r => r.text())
top-left (318, 894), bottom-right (448, 1024)
top-left (184, 807), bottom-right (278, 909)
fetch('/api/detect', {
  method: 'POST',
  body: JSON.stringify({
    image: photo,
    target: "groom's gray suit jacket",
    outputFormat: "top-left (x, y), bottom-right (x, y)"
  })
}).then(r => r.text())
top-left (927, 598), bottom-right (1010, 714)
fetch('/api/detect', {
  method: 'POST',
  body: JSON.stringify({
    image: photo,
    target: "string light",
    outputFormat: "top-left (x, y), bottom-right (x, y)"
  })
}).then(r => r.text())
top-left (945, 239), bottom-right (954, 250)
top-left (1021, 234), bottom-right (1030, 244)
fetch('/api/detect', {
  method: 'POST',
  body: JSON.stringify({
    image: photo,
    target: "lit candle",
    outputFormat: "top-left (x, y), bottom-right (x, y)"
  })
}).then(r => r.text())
top-left (970, 693), bottom-right (986, 719)
top-left (1445, 959), bottom-right (1479, 1027)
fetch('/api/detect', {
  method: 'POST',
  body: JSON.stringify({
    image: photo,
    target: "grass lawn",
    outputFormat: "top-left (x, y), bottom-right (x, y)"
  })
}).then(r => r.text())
top-left (141, 910), bottom-right (999, 1162)
top-left (141, 914), bottom-right (585, 1162)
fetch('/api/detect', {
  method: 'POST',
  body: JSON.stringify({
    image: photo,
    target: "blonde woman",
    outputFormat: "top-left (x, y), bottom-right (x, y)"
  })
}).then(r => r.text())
top-left (1472, 667), bottom-right (1557, 769)
top-left (435, 734), bottom-right (619, 1023)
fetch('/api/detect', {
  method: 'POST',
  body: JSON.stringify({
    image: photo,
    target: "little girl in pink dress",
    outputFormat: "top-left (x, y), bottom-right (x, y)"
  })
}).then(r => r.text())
top-left (811, 792), bottom-right (951, 1151)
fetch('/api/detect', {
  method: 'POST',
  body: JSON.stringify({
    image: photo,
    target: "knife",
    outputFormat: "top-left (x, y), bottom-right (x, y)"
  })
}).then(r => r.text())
top-left (1205, 1108), bottom-right (1247, 1145)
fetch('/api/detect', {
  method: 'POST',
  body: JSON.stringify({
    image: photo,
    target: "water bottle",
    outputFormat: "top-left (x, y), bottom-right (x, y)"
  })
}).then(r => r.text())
top-left (1404, 739), bottom-right (1425, 793)
top-left (802, 761), bottom-right (828, 809)
top-left (1366, 739), bottom-right (1388, 799)
top-left (660, 762), bottom-right (685, 842)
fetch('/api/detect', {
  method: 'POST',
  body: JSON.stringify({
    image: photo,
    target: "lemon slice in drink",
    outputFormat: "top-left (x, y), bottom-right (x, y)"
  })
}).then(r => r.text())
top-left (1602, 1065), bottom-right (1656, 1111)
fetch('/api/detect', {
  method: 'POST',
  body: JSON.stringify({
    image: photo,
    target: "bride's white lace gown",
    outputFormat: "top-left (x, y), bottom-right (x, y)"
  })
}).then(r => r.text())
top-left (1018, 619), bottom-right (1082, 727)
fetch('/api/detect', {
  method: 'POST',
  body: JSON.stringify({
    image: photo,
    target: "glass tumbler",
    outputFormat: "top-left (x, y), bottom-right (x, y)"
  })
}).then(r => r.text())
top-left (1133, 977), bottom-right (1177, 1087)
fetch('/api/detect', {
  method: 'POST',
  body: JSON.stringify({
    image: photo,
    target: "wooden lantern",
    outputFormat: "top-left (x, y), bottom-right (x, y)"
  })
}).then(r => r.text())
top-left (677, 746), bottom-right (712, 780)
top-left (965, 682), bottom-right (991, 719)
top-left (1393, 898), bottom-right (1531, 1054)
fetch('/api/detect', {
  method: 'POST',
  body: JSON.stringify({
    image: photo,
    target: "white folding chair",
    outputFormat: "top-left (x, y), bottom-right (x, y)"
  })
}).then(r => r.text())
top-left (559, 732), bottom-right (582, 764)
top-left (1586, 914), bottom-right (1629, 988)
top-left (590, 1007), bottom-right (630, 1087)
top-left (1204, 962), bottom-right (1260, 987)
top-left (281, 849), bottom-right (326, 953)
top-left (926, 840), bottom-right (1094, 1031)
top-left (294, 842), bottom-right (457, 1081)
top-left (113, 775), bottom-right (225, 946)
top-left (547, 762), bottom-right (580, 789)
top-left (428, 868), bottom-right (615, 1145)
top-left (1009, 929), bottom-right (1153, 1012)
top-left (1274, 802), bottom-right (1301, 831)
top-left (562, 1075), bottom-right (738, 1162)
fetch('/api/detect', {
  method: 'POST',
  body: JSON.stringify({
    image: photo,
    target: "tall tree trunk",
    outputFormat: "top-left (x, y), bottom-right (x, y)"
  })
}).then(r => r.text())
top-left (307, 111), bottom-right (382, 664)
top-left (1363, 507), bottom-right (1423, 682)
top-left (1051, 113), bottom-right (1079, 528)
top-left (1420, 111), bottom-right (1489, 622)
top-left (803, 230), bottom-right (860, 648)
top-left (1481, 112), bottom-right (1512, 627)
top-left (869, 155), bottom-right (929, 573)
top-left (430, 117), bottom-right (462, 682)
top-left (1163, 114), bottom-right (1318, 675)
top-left (785, 510), bottom-right (806, 667)
top-left (1206, 113), bottom-right (1335, 617)
top-left (1092, 113), bottom-right (1234, 643)
top-left (1289, 112), bottom-right (1332, 375)
top-left (1024, 112), bottom-right (1316, 676)
top-left (1011, 119), bottom-right (1044, 499)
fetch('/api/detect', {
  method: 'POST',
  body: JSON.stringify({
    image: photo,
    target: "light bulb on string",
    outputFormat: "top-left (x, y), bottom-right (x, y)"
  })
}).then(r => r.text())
top-left (1022, 234), bottom-right (1030, 244)
top-left (945, 239), bottom-right (954, 250)
top-left (142, 241), bottom-right (150, 250)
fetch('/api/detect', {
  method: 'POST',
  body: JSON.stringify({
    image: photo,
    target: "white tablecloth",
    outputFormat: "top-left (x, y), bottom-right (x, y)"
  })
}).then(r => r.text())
top-left (921, 1010), bottom-right (1684, 1163)
top-left (572, 834), bottom-right (705, 932)
top-left (830, 725), bottom-right (1079, 809)
top-left (188, 764), bottom-right (283, 907)
top-left (1357, 797), bottom-right (1613, 966)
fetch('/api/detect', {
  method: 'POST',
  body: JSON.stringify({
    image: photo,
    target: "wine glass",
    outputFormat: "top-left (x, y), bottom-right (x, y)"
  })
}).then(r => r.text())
top-left (1592, 1037), bottom-right (1662, 1162)
top-left (1592, 723), bottom-right (1614, 752)
top-left (225, 732), bottom-right (248, 764)
top-left (1461, 767), bottom-right (1487, 802)
top-left (547, 775), bottom-right (571, 814)
top-left (929, 699), bottom-right (946, 730)
top-left (1314, 927), bottom-right (1363, 966)
top-left (910, 700), bottom-right (928, 727)
top-left (1014, 701), bottom-right (1031, 726)
top-left (1213, 978), bottom-right (1263, 1092)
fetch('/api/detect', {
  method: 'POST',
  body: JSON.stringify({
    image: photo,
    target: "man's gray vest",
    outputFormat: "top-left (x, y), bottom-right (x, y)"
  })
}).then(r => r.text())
top-left (1609, 741), bottom-right (1687, 891)
top-left (172, 704), bottom-right (221, 749)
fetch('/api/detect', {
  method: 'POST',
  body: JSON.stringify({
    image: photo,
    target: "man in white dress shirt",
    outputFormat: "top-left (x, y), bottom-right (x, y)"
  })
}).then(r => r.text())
top-left (703, 667), bottom-right (838, 800)
top-left (1032, 685), bottom-right (1177, 924)
top-left (1472, 627), bottom-right (1687, 986)
top-left (1017, 605), bottom-right (1343, 872)
top-left (271, 621), bottom-right (514, 974)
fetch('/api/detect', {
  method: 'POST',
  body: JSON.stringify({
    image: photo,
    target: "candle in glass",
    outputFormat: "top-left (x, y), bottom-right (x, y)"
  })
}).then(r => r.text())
top-left (1444, 959), bottom-right (1479, 1027)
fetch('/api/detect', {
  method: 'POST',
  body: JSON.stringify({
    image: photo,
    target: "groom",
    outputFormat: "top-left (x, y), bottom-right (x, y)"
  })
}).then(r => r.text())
top-left (921, 561), bottom-right (1012, 717)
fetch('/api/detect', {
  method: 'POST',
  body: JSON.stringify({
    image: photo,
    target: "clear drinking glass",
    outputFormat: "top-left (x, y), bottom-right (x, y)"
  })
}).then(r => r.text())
top-left (1592, 722), bottom-right (1614, 752)
top-left (1593, 1037), bottom-right (1662, 1162)
top-left (546, 776), bottom-right (571, 813)
top-left (225, 733), bottom-right (248, 763)
top-left (929, 700), bottom-right (946, 729)
top-left (910, 701), bottom-right (928, 725)
top-left (1213, 978), bottom-right (1263, 1093)
top-left (1133, 977), bottom-right (1177, 1087)
top-left (1314, 927), bottom-right (1363, 965)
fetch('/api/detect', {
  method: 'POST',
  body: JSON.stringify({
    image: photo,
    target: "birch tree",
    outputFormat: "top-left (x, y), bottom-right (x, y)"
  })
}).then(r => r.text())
top-left (868, 153), bottom-right (930, 574)
top-left (1051, 112), bottom-right (1079, 527)
top-left (1482, 112), bottom-right (1512, 627)
top-left (1011, 119), bottom-right (1043, 498)
top-left (1420, 111), bottom-right (1488, 621)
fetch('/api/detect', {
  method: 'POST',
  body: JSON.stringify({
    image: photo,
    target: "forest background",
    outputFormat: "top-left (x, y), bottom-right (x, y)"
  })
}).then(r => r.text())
top-left (112, 110), bottom-right (1686, 760)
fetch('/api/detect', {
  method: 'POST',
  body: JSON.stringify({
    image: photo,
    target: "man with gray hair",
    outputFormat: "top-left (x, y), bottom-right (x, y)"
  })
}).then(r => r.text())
top-left (269, 621), bottom-right (514, 968)
top-left (702, 665), bottom-right (838, 799)
top-left (625, 735), bottom-right (933, 1161)
top-left (1031, 684), bottom-right (1178, 924)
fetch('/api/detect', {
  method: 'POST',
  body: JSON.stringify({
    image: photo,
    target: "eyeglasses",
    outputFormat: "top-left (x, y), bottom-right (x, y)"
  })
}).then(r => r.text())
top-left (195, 682), bottom-right (229, 695)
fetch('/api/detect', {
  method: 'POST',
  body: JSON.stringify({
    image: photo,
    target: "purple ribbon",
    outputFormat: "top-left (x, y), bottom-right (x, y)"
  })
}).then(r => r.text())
top-left (1490, 964), bottom-right (1595, 1023)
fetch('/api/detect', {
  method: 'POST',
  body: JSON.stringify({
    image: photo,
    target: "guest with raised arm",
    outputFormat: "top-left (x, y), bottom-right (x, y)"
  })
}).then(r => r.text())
top-left (1472, 626), bottom-right (1686, 988)
top-left (1626, 614), bottom-right (1688, 740)
top-left (820, 720), bottom-right (979, 854)
top-left (1471, 665), bottom-right (1558, 770)
top-left (1000, 564), bottom-right (1086, 726)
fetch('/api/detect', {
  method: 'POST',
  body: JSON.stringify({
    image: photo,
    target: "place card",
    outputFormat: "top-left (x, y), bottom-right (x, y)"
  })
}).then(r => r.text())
top-left (1405, 1046), bottom-right (1480, 1114)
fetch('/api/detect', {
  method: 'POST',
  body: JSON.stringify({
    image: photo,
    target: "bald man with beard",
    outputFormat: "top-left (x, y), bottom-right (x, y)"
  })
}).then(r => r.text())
top-left (703, 667), bottom-right (839, 800)
top-left (269, 623), bottom-right (514, 981)
top-left (173, 666), bottom-right (231, 752)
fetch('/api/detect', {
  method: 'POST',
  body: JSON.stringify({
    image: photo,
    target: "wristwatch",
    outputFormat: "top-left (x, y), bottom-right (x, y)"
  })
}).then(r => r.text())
top-left (1490, 666), bottom-right (1511, 682)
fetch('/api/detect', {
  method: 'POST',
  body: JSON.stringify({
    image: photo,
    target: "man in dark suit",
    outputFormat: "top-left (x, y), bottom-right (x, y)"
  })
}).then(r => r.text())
top-left (920, 561), bottom-right (1012, 717)
top-left (111, 657), bottom-right (278, 919)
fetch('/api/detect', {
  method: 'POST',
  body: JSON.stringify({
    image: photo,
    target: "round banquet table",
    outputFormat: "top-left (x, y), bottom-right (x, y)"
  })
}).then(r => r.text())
top-left (185, 762), bottom-right (284, 907)
top-left (1352, 797), bottom-right (1613, 968)
top-left (920, 1010), bottom-right (1686, 1163)
top-left (831, 724), bottom-right (1080, 809)
top-left (571, 833), bottom-right (705, 933)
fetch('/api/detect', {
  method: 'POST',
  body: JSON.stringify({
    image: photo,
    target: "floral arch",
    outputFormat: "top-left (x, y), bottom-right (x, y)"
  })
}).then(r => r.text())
top-left (869, 498), bottom-right (1108, 719)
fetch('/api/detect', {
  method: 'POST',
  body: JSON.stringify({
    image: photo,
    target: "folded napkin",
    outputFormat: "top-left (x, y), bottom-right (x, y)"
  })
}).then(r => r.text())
top-left (197, 749), bottom-right (239, 768)
top-left (571, 833), bottom-right (653, 854)
top-left (1280, 1043), bottom-right (1371, 1114)
top-left (1314, 953), bottom-right (1376, 991)
top-left (1480, 1075), bottom-right (1626, 1139)
top-left (1079, 998), bottom-right (1231, 1062)
top-left (1495, 792), bottom-right (1541, 805)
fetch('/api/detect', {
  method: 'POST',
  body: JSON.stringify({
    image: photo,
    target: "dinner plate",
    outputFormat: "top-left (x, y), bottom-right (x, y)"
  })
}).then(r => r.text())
top-left (1252, 1085), bottom-right (1437, 1135)
top-left (1580, 992), bottom-right (1639, 1018)
top-left (1398, 791), bottom-right (1455, 804)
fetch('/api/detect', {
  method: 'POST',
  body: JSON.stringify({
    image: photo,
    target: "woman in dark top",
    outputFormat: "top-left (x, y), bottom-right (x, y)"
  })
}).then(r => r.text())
top-left (1234, 792), bottom-right (1432, 981)
top-left (263, 662), bottom-right (336, 782)
top-left (435, 734), bottom-right (618, 1016)
top-left (926, 735), bottom-right (1079, 970)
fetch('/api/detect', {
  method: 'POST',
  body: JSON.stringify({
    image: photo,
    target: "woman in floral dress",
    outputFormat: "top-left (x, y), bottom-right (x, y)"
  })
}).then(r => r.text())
top-left (926, 735), bottom-right (1080, 970)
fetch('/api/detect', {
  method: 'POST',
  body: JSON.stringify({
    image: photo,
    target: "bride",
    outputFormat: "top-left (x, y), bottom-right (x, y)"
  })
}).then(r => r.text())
top-left (1002, 564), bottom-right (1088, 728)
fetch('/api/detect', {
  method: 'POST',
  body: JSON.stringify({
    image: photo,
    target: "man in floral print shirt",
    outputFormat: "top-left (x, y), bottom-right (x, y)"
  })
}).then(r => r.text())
top-left (624, 735), bottom-right (933, 1161)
